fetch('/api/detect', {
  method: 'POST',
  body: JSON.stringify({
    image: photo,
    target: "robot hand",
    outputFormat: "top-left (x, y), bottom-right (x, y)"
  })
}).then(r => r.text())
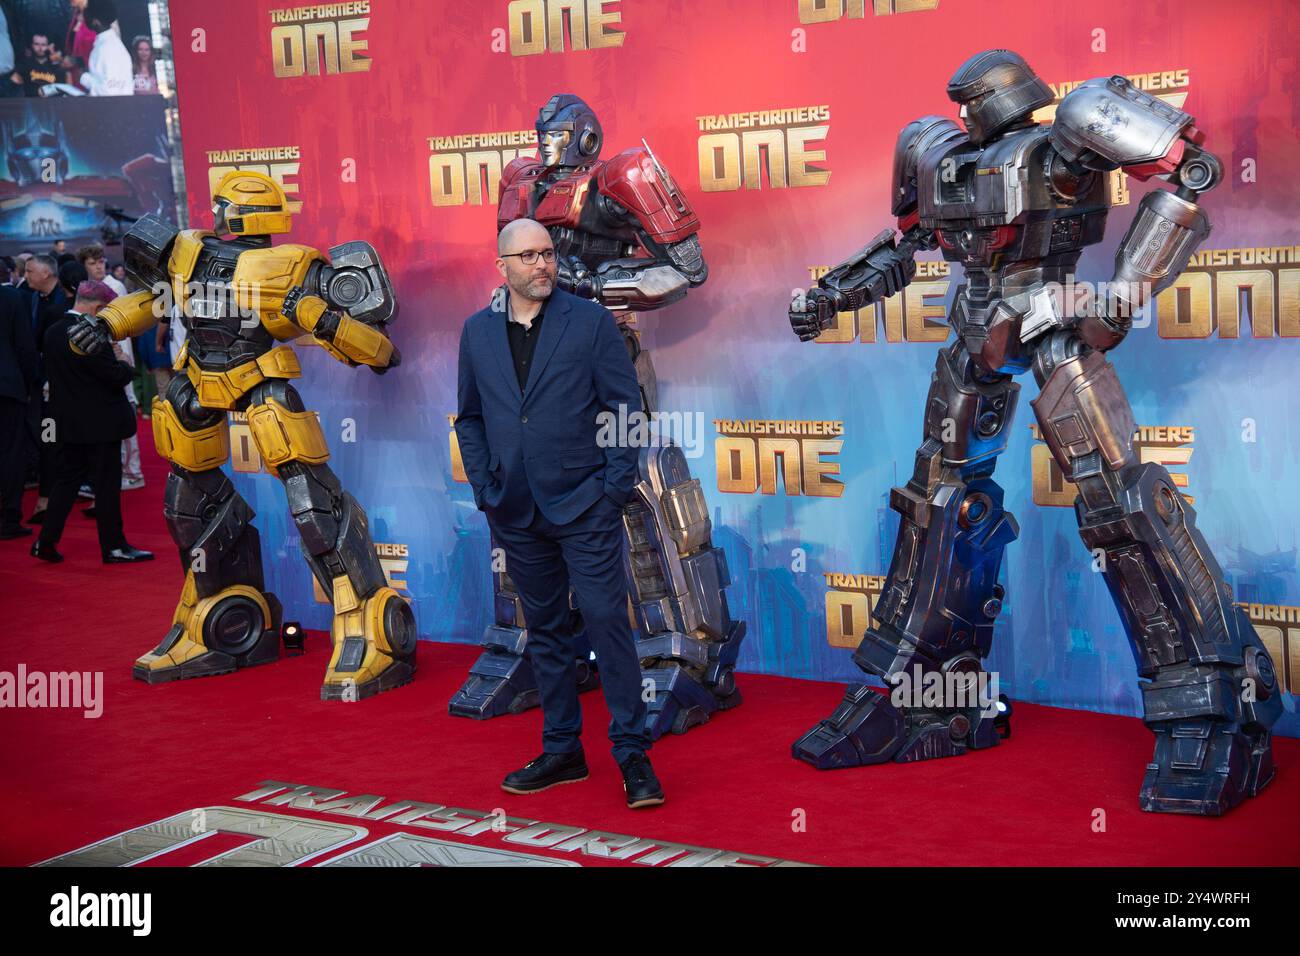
top-left (556, 255), bottom-right (602, 300)
top-left (281, 286), bottom-right (310, 323)
top-left (370, 343), bottom-right (401, 375)
top-left (789, 287), bottom-right (840, 341)
top-left (67, 314), bottom-right (113, 356)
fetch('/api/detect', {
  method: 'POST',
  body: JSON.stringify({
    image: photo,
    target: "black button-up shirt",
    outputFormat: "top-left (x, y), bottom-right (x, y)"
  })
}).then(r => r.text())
top-left (505, 299), bottom-right (545, 391)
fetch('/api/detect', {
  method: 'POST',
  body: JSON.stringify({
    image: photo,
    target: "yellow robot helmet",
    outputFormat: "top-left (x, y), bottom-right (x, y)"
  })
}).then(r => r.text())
top-left (211, 170), bottom-right (293, 237)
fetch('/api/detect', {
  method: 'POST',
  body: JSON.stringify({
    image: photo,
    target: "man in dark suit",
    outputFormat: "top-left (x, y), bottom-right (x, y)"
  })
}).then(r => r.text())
top-left (18, 254), bottom-right (68, 522)
top-left (455, 218), bottom-right (664, 808)
top-left (30, 281), bottom-right (152, 565)
top-left (0, 284), bottom-right (37, 538)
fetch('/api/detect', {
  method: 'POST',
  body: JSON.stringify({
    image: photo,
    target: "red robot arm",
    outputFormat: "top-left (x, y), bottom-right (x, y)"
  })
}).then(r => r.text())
top-left (596, 147), bottom-right (700, 245)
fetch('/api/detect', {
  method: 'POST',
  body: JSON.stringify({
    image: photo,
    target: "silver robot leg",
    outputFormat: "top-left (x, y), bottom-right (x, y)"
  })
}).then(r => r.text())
top-left (1031, 340), bottom-right (1281, 815)
top-left (447, 538), bottom-right (600, 718)
top-left (794, 342), bottom-right (1019, 767)
top-left (628, 443), bottom-right (745, 738)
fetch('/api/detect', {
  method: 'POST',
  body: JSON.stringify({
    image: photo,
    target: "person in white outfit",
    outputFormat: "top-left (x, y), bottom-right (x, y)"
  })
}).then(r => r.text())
top-left (78, 1), bottom-right (133, 97)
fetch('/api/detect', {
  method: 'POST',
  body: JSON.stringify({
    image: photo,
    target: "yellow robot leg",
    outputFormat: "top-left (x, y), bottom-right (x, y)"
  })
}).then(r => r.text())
top-left (133, 376), bottom-right (284, 683)
top-left (245, 381), bottom-right (417, 700)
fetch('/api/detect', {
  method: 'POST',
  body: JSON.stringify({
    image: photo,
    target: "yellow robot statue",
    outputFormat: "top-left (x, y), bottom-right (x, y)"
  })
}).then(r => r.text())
top-left (68, 170), bottom-right (415, 700)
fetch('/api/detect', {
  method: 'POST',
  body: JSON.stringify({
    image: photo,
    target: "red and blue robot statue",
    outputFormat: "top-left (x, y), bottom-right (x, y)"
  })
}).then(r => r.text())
top-left (450, 94), bottom-right (745, 739)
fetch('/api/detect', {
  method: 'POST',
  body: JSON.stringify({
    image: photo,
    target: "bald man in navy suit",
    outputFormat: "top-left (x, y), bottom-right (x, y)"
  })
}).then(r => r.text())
top-left (455, 218), bottom-right (664, 808)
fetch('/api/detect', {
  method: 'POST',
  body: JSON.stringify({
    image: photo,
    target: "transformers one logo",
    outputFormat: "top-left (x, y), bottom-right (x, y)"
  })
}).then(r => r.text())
top-left (269, 2), bottom-right (372, 78)
top-left (427, 131), bottom-right (538, 207)
top-left (811, 260), bottom-right (952, 343)
top-left (697, 106), bottom-right (830, 192)
top-left (506, 0), bottom-right (626, 56)
top-left (1031, 424), bottom-right (1196, 508)
top-left (823, 572), bottom-right (886, 649)
top-left (1161, 247), bottom-right (1300, 339)
top-left (713, 419), bottom-right (844, 498)
top-left (38, 780), bottom-right (806, 867)
top-left (206, 147), bottom-right (303, 215)
top-left (797, 0), bottom-right (940, 23)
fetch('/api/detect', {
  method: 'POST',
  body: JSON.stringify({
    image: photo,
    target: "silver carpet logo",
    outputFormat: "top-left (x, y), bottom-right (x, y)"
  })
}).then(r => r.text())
top-left (237, 781), bottom-right (808, 866)
top-left (36, 782), bottom-right (812, 867)
top-left (0, 665), bottom-right (102, 718)
top-left (49, 886), bottom-right (151, 936)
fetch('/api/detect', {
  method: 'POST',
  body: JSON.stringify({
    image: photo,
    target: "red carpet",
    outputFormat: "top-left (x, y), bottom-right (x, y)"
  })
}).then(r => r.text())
top-left (1, 419), bottom-right (1298, 867)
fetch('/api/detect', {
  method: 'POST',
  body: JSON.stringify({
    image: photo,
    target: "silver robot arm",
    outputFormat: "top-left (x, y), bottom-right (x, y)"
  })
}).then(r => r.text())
top-left (820, 224), bottom-right (936, 311)
top-left (789, 225), bottom-right (935, 341)
top-left (559, 233), bottom-right (706, 313)
top-left (1051, 76), bottom-right (1222, 349)
top-left (603, 233), bottom-right (707, 311)
top-left (790, 115), bottom-right (957, 342)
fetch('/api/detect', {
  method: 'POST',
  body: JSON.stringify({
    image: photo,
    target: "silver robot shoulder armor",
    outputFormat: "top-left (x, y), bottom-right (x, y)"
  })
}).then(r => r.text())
top-left (1050, 76), bottom-right (1191, 171)
top-left (891, 116), bottom-right (966, 217)
top-left (317, 240), bottom-right (398, 326)
top-left (123, 214), bottom-right (180, 288)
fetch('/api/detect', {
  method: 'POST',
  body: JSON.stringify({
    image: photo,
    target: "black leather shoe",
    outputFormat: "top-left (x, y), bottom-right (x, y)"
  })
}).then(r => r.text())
top-left (619, 752), bottom-right (665, 808)
top-left (103, 544), bottom-right (155, 564)
top-left (0, 526), bottom-right (32, 539)
top-left (501, 749), bottom-right (589, 795)
top-left (30, 541), bottom-right (63, 563)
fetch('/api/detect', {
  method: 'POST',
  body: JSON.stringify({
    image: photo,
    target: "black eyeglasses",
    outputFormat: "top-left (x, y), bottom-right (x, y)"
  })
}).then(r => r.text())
top-left (500, 249), bottom-right (557, 265)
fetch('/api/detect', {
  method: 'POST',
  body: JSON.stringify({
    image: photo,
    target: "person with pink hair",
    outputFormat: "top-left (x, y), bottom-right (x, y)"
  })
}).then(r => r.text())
top-left (62, 0), bottom-right (96, 87)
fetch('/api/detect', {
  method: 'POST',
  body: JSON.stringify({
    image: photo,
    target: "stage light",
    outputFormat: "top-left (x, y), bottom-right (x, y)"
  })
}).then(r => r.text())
top-left (282, 622), bottom-right (305, 655)
top-left (994, 694), bottom-right (1013, 740)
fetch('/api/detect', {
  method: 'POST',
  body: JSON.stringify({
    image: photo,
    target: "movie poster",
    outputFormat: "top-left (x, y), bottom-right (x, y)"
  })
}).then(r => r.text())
top-left (0, 93), bottom-right (173, 255)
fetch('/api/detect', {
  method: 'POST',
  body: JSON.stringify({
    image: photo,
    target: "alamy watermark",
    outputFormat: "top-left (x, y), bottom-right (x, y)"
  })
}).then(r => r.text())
top-left (0, 665), bottom-right (103, 718)
top-left (888, 664), bottom-right (1000, 719)
top-left (50, 886), bottom-right (150, 936)
top-left (596, 402), bottom-right (706, 459)
top-left (148, 279), bottom-right (263, 330)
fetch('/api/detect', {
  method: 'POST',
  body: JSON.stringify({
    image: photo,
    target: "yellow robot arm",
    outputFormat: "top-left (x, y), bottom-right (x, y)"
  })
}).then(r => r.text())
top-left (68, 289), bottom-right (162, 356)
top-left (289, 292), bottom-right (399, 371)
top-left (98, 290), bottom-right (162, 340)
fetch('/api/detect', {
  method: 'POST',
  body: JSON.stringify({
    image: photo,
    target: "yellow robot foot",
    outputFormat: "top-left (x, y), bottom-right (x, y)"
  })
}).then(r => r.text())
top-left (320, 586), bottom-right (417, 701)
top-left (133, 578), bottom-right (283, 684)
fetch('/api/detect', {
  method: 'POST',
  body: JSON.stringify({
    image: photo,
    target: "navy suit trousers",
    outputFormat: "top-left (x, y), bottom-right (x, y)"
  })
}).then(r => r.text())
top-left (487, 490), bottom-right (649, 764)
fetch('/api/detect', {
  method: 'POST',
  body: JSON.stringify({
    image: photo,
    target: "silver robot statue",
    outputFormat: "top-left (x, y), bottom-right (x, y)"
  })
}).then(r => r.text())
top-left (788, 50), bottom-right (1282, 815)
top-left (449, 94), bottom-right (745, 738)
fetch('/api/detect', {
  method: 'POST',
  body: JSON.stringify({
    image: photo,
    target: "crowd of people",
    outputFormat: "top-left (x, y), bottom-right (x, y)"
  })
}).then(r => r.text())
top-left (2, 0), bottom-right (159, 98)
top-left (0, 236), bottom-right (180, 563)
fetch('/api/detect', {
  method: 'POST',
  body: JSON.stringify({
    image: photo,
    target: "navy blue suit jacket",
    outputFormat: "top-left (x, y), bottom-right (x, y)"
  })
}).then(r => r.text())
top-left (455, 287), bottom-right (641, 528)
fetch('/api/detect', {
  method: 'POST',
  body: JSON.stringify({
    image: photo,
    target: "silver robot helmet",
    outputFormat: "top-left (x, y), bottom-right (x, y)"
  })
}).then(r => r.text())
top-left (535, 93), bottom-right (603, 168)
top-left (946, 49), bottom-right (1054, 146)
